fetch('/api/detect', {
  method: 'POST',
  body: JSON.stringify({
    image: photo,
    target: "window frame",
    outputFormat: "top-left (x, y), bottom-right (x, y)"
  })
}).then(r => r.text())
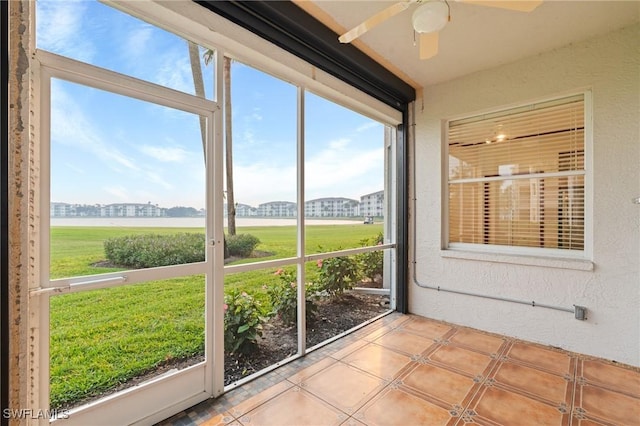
top-left (442, 91), bottom-right (593, 263)
top-left (28, 1), bottom-right (406, 423)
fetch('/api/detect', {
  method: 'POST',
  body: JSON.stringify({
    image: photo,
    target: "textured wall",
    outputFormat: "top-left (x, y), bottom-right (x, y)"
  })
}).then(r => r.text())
top-left (8, 0), bottom-right (33, 421)
top-left (410, 24), bottom-right (640, 366)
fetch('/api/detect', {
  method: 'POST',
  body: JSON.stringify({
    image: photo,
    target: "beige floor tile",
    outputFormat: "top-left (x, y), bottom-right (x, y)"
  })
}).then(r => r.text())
top-left (428, 345), bottom-right (494, 377)
top-left (576, 384), bottom-right (640, 425)
top-left (238, 386), bottom-right (347, 426)
top-left (399, 317), bottom-right (453, 340)
top-left (362, 325), bottom-right (395, 342)
top-left (580, 359), bottom-right (640, 397)
top-left (342, 343), bottom-right (412, 380)
top-left (329, 339), bottom-right (369, 361)
top-left (491, 361), bottom-right (572, 404)
top-left (569, 419), bottom-right (606, 426)
top-left (339, 417), bottom-right (367, 426)
top-left (401, 363), bottom-right (478, 406)
top-left (287, 357), bottom-right (337, 385)
top-left (373, 329), bottom-right (436, 355)
top-left (354, 387), bottom-right (456, 426)
top-left (449, 328), bottom-right (505, 355)
top-left (301, 362), bottom-right (387, 414)
top-left (469, 386), bottom-right (568, 426)
top-left (227, 380), bottom-right (293, 419)
top-left (505, 342), bottom-right (573, 376)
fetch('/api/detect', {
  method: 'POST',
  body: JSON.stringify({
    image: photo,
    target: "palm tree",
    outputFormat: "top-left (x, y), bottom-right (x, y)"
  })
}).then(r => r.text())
top-left (194, 46), bottom-right (236, 236)
top-left (188, 42), bottom-right (207, 150)
top-left (189, 43), bottom-right (234, 257)
top-left (222, 56), bottom-right (236, 236)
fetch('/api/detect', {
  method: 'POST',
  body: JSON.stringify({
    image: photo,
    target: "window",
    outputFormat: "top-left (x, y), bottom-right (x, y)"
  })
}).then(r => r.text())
top-left (32, 1), bottom-right (401, 422)
top-left (446, 94), bottom-right (586, 254)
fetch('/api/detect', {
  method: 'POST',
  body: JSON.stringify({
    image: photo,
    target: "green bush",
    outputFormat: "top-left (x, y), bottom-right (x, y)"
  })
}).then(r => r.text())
top-left (104, 233), bottom-right (205, 268)
top-left (267, 268), bottom-right (318, 326)
top-left (357, 232), bottom-right (384, 282)
top-left (224, 288), bottom-right (265, 354)
top-left (226, 234), bottom-right (260, 257)
top-left (316, 255), bottom-right (360, 297)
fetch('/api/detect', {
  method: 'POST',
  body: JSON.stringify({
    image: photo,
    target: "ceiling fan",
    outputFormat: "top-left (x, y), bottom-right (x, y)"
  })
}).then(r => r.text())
top-left (338, 0), bottom-right (543, 60)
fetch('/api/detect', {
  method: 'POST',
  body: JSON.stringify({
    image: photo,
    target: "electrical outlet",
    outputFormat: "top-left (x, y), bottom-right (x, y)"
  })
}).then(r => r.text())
top-left (574, 305), bottom-right (587, 321)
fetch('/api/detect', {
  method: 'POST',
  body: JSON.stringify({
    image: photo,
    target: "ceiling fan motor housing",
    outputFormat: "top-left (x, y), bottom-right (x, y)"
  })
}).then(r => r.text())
top-left (412, 1), bottom-right (450, 34)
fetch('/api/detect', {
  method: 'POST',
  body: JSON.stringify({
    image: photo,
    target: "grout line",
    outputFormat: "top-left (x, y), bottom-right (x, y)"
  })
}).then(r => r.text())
top-left (569, 357), bottom-right (579, 425)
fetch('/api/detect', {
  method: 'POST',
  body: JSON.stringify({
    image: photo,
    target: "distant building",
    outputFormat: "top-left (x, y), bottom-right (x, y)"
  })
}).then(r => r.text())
top-left (257, 201), bottom-right (297, 217)
top-left (49, 191), bottom-right (385, 219)
top-left (235, 203), bottom-right (258, 217)
top-left (50, 202), bottom-right (75, 217)
top-left (360, 190), bottom-right (384, 218)
top-left (50, 202), bottom-right (103, 217)
top-left (305, 197), bottom-right (359, 217)
top-left (100, 203), bottom-right (166, 217)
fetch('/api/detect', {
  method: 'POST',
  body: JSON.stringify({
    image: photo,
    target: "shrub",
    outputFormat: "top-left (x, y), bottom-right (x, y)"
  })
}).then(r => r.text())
top-left (267, 268), bottom-right (318, 326)
top-left (104, 233), bottom-right (205, 268)
top-left (316, 255), bottom-right (360, 297)
top-left (224, 288), bottom-right (265, 354)
top-left (226, 234), bottom-right (260, 257)
top-left (357, 232), bottom-right (384, 283)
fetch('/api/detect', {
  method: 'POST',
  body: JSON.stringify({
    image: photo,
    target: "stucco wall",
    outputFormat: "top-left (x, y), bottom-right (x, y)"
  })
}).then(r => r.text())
top-left (410, 24), bottom-right (640, 366)
top-left (8, 0), bottom-right (34, 419)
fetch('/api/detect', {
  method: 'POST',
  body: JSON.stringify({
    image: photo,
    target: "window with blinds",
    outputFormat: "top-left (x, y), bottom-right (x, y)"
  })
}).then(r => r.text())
top-left (447, 94), bottom-right (585, 252)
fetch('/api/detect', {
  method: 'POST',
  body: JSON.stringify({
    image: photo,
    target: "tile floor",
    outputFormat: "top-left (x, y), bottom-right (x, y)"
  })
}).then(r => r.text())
top-left (158, 313), bottom-right (640, 426)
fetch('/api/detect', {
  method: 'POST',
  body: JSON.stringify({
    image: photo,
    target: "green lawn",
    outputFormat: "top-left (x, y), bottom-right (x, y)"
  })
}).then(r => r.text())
top-left (49, 224), bottom-right (382, 408)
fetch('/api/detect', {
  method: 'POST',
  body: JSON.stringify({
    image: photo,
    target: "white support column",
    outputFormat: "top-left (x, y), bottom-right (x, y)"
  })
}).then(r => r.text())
top-left (296, 87), bottom-right (307, 356)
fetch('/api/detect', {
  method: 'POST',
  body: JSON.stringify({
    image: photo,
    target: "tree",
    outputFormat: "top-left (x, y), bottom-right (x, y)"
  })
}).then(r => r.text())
top-left (191, 45), bottom-right (236, 236)
top-left (189, 43), bottom-right (235, 257)
top-left (188, 42), bottom-right (207, 152)
top-left (223, 56), bottom-right (236, 236)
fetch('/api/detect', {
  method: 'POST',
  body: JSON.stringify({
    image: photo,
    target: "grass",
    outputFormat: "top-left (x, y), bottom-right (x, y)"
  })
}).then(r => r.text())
top-left (49, 224), bottom-right (382, 409)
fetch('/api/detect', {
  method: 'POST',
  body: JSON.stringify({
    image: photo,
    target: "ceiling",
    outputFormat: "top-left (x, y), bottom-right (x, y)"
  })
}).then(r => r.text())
top-left (298, 0), bottom-right (640, 89)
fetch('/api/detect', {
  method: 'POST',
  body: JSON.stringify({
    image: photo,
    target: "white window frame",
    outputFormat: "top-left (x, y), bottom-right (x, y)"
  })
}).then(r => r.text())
top-left (29, 1), bottom-right (402, 424)
top-left (442, 91), bottom-right (593, 266)
top-left (33, 48), bottom-right (224, 425)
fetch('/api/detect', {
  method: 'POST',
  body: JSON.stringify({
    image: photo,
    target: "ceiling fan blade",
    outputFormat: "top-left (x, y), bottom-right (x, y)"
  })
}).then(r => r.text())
top-left (419, 32), bottom-right (439, 60)
top-left (460, 0), bottom-right (542, 12)
top-left (339, 1), bottom-right (414, 43)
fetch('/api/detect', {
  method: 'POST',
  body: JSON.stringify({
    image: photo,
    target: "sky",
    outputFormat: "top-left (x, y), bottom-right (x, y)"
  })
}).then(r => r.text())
top-left (37, 0), bottom-right (386, 210)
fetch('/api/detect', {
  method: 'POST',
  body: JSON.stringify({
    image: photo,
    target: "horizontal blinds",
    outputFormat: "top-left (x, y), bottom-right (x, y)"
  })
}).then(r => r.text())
top-left (448, 94), bottom-right (585, 251)
top-left (449, 95), bottom-right (584, 180)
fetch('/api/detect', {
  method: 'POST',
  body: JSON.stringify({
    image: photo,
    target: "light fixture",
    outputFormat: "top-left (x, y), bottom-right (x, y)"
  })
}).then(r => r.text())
top-left (412, 1), bottom-right (450, 34)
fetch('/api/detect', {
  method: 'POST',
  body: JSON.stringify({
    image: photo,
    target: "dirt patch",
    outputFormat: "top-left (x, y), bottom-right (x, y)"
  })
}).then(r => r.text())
top-left (224, 291), bottom-right (389, 385)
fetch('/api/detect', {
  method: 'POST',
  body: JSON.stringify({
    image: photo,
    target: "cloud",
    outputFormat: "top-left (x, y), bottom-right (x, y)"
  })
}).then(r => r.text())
top-left (124, 25), bottom-right (154, 59)
top-left (251, 108), bottom-right (263, 121)
top-left (50, 82), bottom-right (139, 174)
top-left (63, 162), bottom-right (85, 175)
top-left (36, 0), bottom-right (95, 62)
top-left (103, 185), bottom-right (130, 201)
top-left (156, 54), bottom-right (196, 95)
top-left (328, 138), bottom-right (350, 150)
top-left (305, 138), bottom-right (384, 198)
top-left (236, 106), bottom-right (267, 147)
top-left (143, 171), bottom-right (174, 191)
top-left (137, 145), bottom-right (189, 163)
top-left (356, 121), bottom-right (382, 133)
top-left (231, 162), bottom-right (297, 206)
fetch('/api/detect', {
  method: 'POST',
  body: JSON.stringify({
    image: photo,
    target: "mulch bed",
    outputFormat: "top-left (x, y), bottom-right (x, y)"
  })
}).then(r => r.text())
top-left (224, 291), bottom-right (389, 385)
